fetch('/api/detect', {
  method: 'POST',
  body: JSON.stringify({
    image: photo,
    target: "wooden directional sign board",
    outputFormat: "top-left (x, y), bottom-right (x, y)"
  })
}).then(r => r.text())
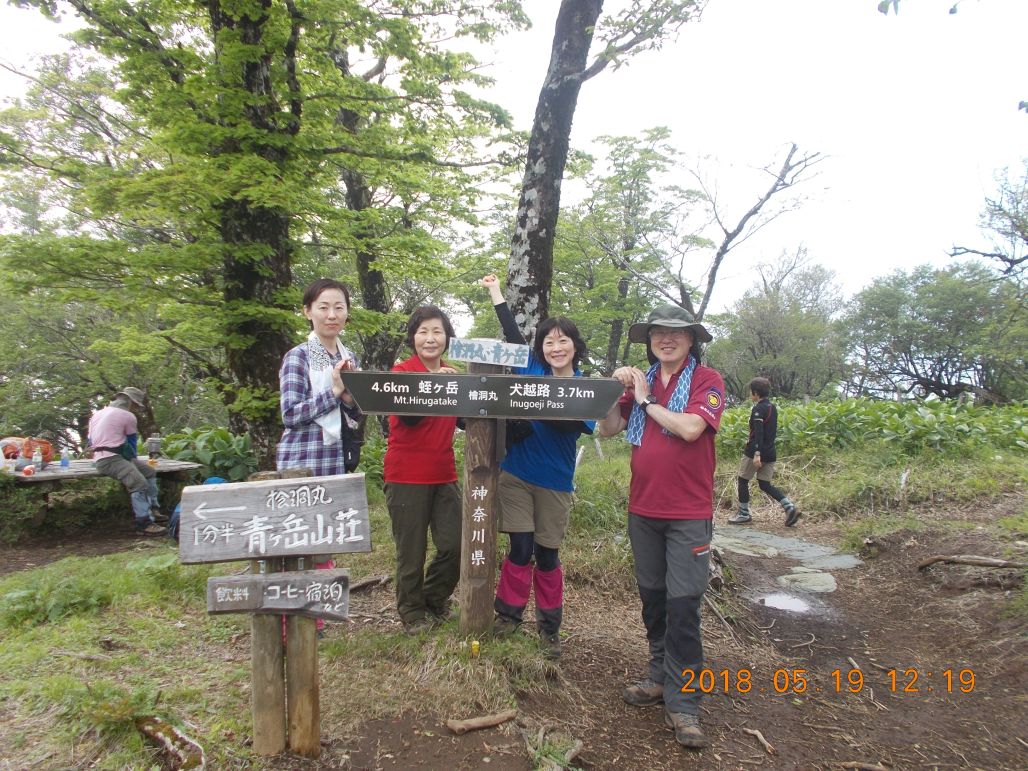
top-left (207, 569), bottom-right (350, 621)
top-left (341, 372), bottom-right (623, 420)
top-left (448, 337), bottom-right (530, 368)
top-left (178, 474), bottom-right (371, 564)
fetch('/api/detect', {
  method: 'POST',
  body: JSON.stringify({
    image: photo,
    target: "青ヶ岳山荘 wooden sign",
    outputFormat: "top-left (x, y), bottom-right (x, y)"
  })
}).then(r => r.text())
top-left (207, 569), bottom-right (350, 621)
top-left (447, 337), bottom-right (530, 368)
top-left (178, 474), bottom-right (371, 564)
top-left (341, 372), bottom-right (622, 420)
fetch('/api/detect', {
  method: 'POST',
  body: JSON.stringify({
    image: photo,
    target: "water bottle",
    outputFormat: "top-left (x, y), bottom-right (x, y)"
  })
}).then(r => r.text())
top-left (32, 448), bottom-right (43, 470)
top-left (60, 449), bottom-right (71, 469)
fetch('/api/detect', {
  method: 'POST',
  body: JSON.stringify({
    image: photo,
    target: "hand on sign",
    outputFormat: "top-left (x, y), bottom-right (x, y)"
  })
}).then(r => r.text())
top-left (478, 274), bottom-right (505, 305)
top-left (611, 366), bottom-right (641, 388)
top-left (438, 365), bottom-right (460, 375)
top-left (333, 359), bottom-right (355, 404)
top-left (629, 369), bottom-right (651, 404)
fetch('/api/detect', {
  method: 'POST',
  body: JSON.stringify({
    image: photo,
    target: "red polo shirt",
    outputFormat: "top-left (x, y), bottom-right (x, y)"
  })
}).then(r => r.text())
top-left (618, 363), bottom-right (725, 520)
top-left (383, 354), bottom-right (459, 485)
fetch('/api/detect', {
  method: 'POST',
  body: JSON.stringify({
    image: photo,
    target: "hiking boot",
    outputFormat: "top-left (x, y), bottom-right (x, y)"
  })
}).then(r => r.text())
top-left (783, 501), bottom-right (801, 527)
top-left (539, 631), bottom-right (561, 660)
top-left (727, 511), bottom-right (752, 525)
top-left (401, 617), bottom-right (434, 635)
top-left (428, 601), bottom-right (453, 623)
top-left (492, 614), bottom-right (521, 637)
top-left (622, 677), bottom-right (664, 706)
top-left (150, 509), bottom-right (170, 524)
top-left (136, 523), bottom-right (167, 536)
top-left (664, 710), bottom-right (709, 749)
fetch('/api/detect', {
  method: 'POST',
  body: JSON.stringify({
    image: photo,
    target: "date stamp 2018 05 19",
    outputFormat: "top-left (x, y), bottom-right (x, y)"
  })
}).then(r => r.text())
top-left (680, 668), bottom-right (977, 695)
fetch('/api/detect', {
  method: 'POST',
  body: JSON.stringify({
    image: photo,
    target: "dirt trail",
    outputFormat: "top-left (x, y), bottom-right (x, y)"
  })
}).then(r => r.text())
top-left (2, 501), bottom-right (1024, 770)
top-left (336, 500), bottom-right (1026, 770)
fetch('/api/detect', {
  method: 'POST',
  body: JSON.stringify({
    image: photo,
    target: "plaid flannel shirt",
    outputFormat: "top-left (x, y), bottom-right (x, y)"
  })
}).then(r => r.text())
top-left (276, 342), bottom-right (361, 477)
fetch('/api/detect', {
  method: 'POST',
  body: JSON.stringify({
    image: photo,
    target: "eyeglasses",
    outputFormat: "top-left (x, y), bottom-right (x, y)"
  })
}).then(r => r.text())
top-left (648, 327), bottom-right (689, 340)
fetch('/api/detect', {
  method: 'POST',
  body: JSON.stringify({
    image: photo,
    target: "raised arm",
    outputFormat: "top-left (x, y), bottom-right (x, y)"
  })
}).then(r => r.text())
top-left (479, 274), bottom-right (526, 345)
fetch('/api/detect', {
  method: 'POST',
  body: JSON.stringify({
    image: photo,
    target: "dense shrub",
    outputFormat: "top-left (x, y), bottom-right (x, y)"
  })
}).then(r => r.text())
top-left (162, 427), bottom-right (257, 481)
top-left (715, 398), bottom-right (1027, 459)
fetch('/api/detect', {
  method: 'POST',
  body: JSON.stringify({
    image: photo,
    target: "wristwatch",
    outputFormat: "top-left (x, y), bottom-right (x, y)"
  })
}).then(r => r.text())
top-left (641, 394), bottom-right (659, 413)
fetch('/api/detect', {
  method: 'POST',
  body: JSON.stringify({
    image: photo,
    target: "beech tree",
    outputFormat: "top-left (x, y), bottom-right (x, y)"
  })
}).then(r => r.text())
top-left (0, 1), bottom-right (525, 466)
top-left (504, 0), bottom-right (705, 336)
top-left (845, 262), bottom-right (1027, 402)
top-left (951, 161), bottom-right (1028, 281)
top-left (706, 252), bottom-right (847, 400)
top-left (542, 134), bottom-right (822, 374)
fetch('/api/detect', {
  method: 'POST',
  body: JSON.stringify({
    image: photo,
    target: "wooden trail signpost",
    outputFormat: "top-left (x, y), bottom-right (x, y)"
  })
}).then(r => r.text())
top-left (342, 348), bottom-right (622, 636)
top-left (178, 474), bottom-right (370, 758)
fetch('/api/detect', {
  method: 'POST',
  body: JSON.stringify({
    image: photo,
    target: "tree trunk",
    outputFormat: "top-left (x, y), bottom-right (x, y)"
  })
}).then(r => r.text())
top-left (603, 267), bottom-right (630, 375)
top-left (208, 5), bottom-right (299, 469)
top-left (507, 0), bottom-right (604, 337)
top-left (220, 200), bottom-right (294, 470)
top-left (333, 49), bottom-right (404, 375)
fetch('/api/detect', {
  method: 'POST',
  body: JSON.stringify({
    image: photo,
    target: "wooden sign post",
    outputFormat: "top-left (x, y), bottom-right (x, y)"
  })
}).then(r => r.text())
top-left (342, 356), bottom-right (622, 635)
top-left (178, 474), bottom-right (370, 758)
top-left (459, 362), bottom-right (502, 636)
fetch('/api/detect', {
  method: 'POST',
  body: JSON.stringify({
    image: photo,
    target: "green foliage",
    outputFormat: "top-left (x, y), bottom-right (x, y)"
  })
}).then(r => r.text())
top-left (706, 255), bottom-right (847, 400)
top-left (570, 439), bottom-right (631, 534)
top-left (0, 474), bottom-right (133, 544)
top-left (845, 262), bottom-right (1027, 402)
top-left (45, 678), bottom-right (160, 738)
top-left (0, 571), bottom-right (115, 627)
top-left (163, 427), bottom-right (257, 482)
top-left (715, 398), bottom-right (1028, 459)
top-left (0, 475), bottom-right (46, 544)
top-left (359, 432), bottom-right (386, 486)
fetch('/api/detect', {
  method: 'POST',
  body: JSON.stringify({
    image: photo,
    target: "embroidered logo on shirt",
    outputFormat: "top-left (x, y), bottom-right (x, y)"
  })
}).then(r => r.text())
top-left (705, 389), bottom-right (722, 411)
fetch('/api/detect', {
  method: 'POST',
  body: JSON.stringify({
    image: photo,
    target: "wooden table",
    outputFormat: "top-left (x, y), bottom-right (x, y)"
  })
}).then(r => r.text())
top-left (12, 457), bottom-right (202, 484)
top-left (8, 457), bottom-right (203, 526)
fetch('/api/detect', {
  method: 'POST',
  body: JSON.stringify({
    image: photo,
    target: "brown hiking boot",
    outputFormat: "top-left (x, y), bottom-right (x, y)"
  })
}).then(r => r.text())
top-left (539, 631), bottom-right (561, 660)
top-left (664, 710), bottom-right (709, 749)
top-left (621, 677), bottom-right (663, 706)
top-left (492, 614), bottom-right (521, 637)
top-left (401, 617), bottom-right (433, 635)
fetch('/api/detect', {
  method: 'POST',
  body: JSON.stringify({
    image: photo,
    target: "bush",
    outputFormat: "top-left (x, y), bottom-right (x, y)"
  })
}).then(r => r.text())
top-left (0, 572), bottom-right (115, 627)
top-left (0, 475), bottom-right (46, 544)
top-left (162, 427), bottom-right (257, 481)
top-left (715, 398), bottom-right (1028, 459)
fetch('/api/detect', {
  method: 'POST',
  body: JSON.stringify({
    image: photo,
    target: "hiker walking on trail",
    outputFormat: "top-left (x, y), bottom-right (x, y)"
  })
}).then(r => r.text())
top-left (598, 303), bottom-right (725, 750)
top-left (88, 387), bottom-right (167, 536)
top-left (729, 377), bottom-right (800, 527)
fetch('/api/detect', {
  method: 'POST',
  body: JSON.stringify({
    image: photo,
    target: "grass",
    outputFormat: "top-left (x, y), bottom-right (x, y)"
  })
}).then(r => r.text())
top-left (1, 427), bottom-right (1025, 765)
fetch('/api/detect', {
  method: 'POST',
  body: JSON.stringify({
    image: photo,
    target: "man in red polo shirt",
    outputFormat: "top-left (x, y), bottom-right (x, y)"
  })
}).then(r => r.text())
top-left (598, 304), bottom-right (724, 750)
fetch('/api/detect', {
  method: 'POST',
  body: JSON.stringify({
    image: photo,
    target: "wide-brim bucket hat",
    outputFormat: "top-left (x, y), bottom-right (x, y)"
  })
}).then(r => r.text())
top-left (628, 304), bottom-right (713, 344)
top-left (115, 387), bottom-right (146, 406)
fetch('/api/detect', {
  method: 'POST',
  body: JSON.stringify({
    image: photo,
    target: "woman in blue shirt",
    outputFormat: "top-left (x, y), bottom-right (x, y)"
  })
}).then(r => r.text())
top-left (480, 275), bottom-right (594, 659)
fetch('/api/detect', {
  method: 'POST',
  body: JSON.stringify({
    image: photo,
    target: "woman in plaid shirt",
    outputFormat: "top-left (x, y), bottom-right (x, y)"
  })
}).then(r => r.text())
top-left (277, 278), bottom-right (362, 476)
top-left (276, 278), bottom-right (362, 635)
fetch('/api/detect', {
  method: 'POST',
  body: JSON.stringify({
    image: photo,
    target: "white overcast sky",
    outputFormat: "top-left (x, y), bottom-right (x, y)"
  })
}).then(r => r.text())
top-left (1, 0), bottom-right (1025, 310)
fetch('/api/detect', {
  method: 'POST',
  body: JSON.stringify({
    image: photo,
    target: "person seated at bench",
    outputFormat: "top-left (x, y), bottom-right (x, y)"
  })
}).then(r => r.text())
top-left (88, 386), bottom-right (167, 536)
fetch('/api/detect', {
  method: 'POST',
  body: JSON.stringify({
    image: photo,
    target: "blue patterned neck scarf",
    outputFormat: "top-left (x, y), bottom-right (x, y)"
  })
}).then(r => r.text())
top-left (626, 355), bottom-right (697, 446)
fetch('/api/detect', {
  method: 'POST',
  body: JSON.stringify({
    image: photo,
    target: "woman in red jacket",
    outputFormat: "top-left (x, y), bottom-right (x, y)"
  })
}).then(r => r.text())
top-left (383, 306), bottom-right (462, 634)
